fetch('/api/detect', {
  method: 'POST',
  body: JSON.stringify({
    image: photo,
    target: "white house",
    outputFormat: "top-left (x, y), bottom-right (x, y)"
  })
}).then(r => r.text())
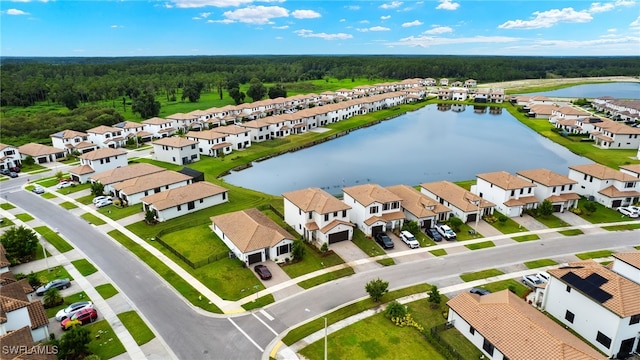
top-left (142, 117), bottom-right (176, 138)
top-left (342, 184), bottom-right (405, 237)
top-left (166, 113), bottom-right (199, 132)
top-left (0, 281), bottom-right (50, 342)
top-left (68, 147), bottom-right (128, 183)
top-left (113, 121), bottom-right (153, 143)
top-left (451, 88), bottom-right (468, 101)
top-left (620, 164), bottom-right (640, 178)
top-left (420, 181), bottom-right (495, 224)
top-left (210, 208), bottom-right (296, 265)
top-left (112, 170), bottom-right (192, 205)
top-left (186, 129), bottom-right (232, 157)
top-left (516, 168), bottom-right (580, 212)
top-left (214, 124), bottom-right (252, 150)
top-left (543, 259), bottom-right (640, 358)
top-left (151, 137), bottom-right (199, 165)
top-left (240, 118), bottom-right (274, 142)
top-left (50, 129), bottom-right (94, 154)
top-left (141, 182), bottom-right (228, 222)
top-left (0, 143), bottom-right (22, 171)
top-left (439, 78), bottom-right (449, 86)
top-left (17, 143), bottom-right (64, 164)
top-left (448, 290), bottom-right (606, 360)
top-left (89, 163), bottom-right (166, 194)
top-left (464, 79), bottom-right (477, 88)
top-left (590, 120), bottom-right (640, 149)
top-left (282, 187), bottom-right (354, 249)
top-left (549, 106), bottom-right (591, 124)
top-left (386, 184), bottom-right (451, 229)
top-left (568, 164), bottom-right (640, 208)
top-left (474, 171), bottom-right (538, 217)
top-left (86, 125), bottom-right (126, 148)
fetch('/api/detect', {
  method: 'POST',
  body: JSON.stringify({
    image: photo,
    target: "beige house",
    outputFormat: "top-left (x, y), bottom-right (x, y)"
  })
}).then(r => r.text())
top-left (142, 182), bottom-right (228, 222)
top-left (420, 181), bottom-right (494, 224)
top-left (386, 184), bottom-right (451, 229)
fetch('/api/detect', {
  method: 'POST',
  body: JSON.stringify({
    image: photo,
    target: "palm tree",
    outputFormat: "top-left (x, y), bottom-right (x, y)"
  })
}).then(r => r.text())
top-left (43, 287), bottom-right (63, 308)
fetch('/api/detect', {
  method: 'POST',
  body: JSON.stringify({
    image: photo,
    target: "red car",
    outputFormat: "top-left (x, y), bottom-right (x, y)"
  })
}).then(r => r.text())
top-left (61, 308), bottom-right (98, 330)
top-left (254, 265), bottom-right (272, 280)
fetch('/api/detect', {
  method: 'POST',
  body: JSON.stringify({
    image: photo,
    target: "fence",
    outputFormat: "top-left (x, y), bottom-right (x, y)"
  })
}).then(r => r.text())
top-left (425, 323), bottom-right (463, 360)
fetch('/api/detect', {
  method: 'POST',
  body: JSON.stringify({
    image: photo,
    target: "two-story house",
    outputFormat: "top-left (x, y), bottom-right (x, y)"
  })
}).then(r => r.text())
top-left (186, 130), bottom-right (232, 157)
top-left (151, 137), bottom-right (199, 165)
top-left (68, 147), bottom-right (128, 183)
top-left (113, 121), bottom-right (153, 144)
top-left (112, 170), bottom-right (192, 205)
top-left (620, 164), bottom-right (640, 178)
top-left (420, 181), bottom-right (495, 224)
top-left (516, 168), bottom-right (580, 212)
top-left (89, 163), bottom-right (166, 194)
top-left (141, 181), bottom-right (228, 222)
top-left (387, 184), bottom-right (451, 229)
top-left (0, 143), bottom-right (22, 172)
top-left (549, 106), bottom-right (591, 124)
top-left (283, 187), bottom-right (354, 249)
top-left (568, 164), bottom-right (640, 208)
top-left (50, 129), bottom-right (97, 154)
top-left (342, 184), bottom-right (404, 237)
top-left (0, 281), bottom-right (49, 342)
top-left (214, 124), bottom-right (252, 150)
top-left (474, 171), bottom-right (538, 217)
top-left (142, 117), bottom-right (176, 138)
top-left (591, 120), bottom-right (640, 149)
top-left (86, 125), bottom-right (126, 148)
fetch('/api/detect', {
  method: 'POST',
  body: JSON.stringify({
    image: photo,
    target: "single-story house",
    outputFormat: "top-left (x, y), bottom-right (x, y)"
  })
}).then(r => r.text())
top-left (89, 163), bottom-right (166, 194)
top-left (17, 143), bottom-right (64, 164)
top-left (141, 182), bottom-right (228, 222)
top-left (112, 170), bottom-right (192, 205)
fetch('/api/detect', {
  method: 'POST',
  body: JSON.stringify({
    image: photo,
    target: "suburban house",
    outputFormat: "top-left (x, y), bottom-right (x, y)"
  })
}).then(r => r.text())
top-left (50, 129), bottom-right (97, 154)
top-left (593, 97), bottom-right (640, 121)
top-left (620, 164), bottom-right (640, 178)
top-left (516, 168), bottom-right (580, 212)
top-left (282, 187), bottom-right (354, 248)
top-left (142, 117), bottom-right (176, 138)
top-left (451, 88), bottom-right (468, 101)
top-left (420, 181), bottom-right (494, 223)
top-left (141, 181), bottom-right (228, 222)
top-left (424, 78), bottom-right (436, 87)
top-left (464, 79), bottom-right (477, 88)
top-left (439, 78), bottom-right (449, 86)
top-left (342, 184), bottom-right (405, 237)
top-left (113, 121), bottom-right (153, 143)
top-left (527, 104), bottom-right (558, 119)
top-left (90, 163), bottom-right (167, 194)
top-left (210, 208), bottom-right (296, 265)
top-left (0, 144), bottom-right (21, 171)
top-left (437, 88), bottom-right (452, 100)
top-left (86, 125), bottom-right (126, 148)
top-left (549, 106), bottom-right (592, 124)
top-left (542, 257), bottom-right (640, 358)
top-left (186, 129), bottom-right (233, 157)
top-left (0, 326), bottom-right (56, 360)
top-left (556, 117), bottom-right (606, 134)
top-left (473, 171), bottom-right (538, 217)
top-left (166, 113), bottom-right (199, 132)
top-left (590, 120), bottom-right (640, 149)
top-left (68, 147), bottom-right (128, 183)
top-left (448, 290), bottom-right (606, 360)
top-left (568, 164), bottom-right (640, 208)
top-left (214, 124), bottom-right (252, 150)
top-left (386, 184), bottom-right (451, 229)
top-left (0, 280), bottom-right (50, 342)
top-left (112, 170), bottom-right (192, 205)
top-left (513, 95), bottom-right (554, 106)
top-left (17, 143), bottom-right (64, 164)
top-left (151, 137), bottom-right (200, 165)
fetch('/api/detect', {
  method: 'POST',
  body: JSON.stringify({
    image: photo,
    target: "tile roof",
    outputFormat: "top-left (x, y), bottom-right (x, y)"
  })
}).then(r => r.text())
top-left (555, 106), bottom-right (591, 116)
top-left (186, 129), bottom-right (227, 140)
top-left (90, 163), bottom-right (165, 185)
top-left (211, 142), bottom-right (232, 150)
top-left (210, 208), bottom-right (295, 253)
top-left (0, 271), bottom-right (17, 286)
top-left (612, 251), bottom-right (640, 270)
top-left (50, 129), bottom-right (87, 139)
top-left (386, 184), bottom-right (450, 218)
top-left (113, 171), bottom-right (191, 195)
top-left (548, 260), bottom-right (640, 318)
top-left (283, 187), bottom-right (351, 214)
top-left (546, 193), bottom-right (581, 203)
top-left (620, 164), bottom-right (640, 176)
top-left (517, 169), bottom-right (577, 187)
top-left (477, 171), bottom-right (536, 190)
top-left (17, 143), bottom-right (64, 157)
top-left (214, 124), bottom-right (250, 135)
top-left (0, 250), bottom-right (10, 268)
top-left (142, 117), bottom-right (171, 125)
top-left (570, 163), bottom-right (640, 182)
top-left (68, 164), bottom-right (95, 176)
top-left (14, 279), bottom-right (35, 295)
top-left (78, 147), bottom-right (127, 160)
top-left (420, 181), bottom-right (495, 212)
top-left (343, 184), bottom-right (402, 206)
top-left (319, 219), bottom-right (354, 234)
top-left (87, 125), bottom-right (120, 134)
top-left (74, 141), bottom-right (97, 150)
top-left (27, 301), bottom-right (48, 329)
top-left (503, 196), bottom-right (539, 207)
top-left (597, 185), bottom-right (640, 198)
top-left (141, 182), bottom-right (227, 211)
top-left (152, 137), bottom-right (199, 148)
top-left (447, 290), bottom-right (605, 360)
top-left (114, 121), bottom-right (145, 129)
top-left (0, 326), bottom-right (34, 356)
top-left (1, 280), bottom-right (29, 302)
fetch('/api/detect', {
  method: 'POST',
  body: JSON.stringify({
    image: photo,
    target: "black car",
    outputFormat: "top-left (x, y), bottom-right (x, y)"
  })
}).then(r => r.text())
top-left (254, 264), bottom-right (272, 280)
top-left (469, 287), bottom-right (491, 296)
top-left (35, 278), bottom-right (71, 296)
top-left (375, 232), bottom-right (394, 249)
top-left (426, 228), bottom-right (443, 242)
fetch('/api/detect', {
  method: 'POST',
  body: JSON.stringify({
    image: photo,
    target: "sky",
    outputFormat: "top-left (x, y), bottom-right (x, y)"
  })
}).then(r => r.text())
top-left (1, 0), bottom-right (639, 57)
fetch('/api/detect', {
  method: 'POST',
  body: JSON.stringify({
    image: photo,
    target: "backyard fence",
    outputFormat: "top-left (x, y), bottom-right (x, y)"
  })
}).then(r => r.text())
top-left (425, 323), bottom-right (463, 360)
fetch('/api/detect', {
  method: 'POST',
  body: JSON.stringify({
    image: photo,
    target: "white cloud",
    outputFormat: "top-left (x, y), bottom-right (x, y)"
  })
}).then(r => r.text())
top-left (207, 18), bottom-right (235, 23)
top-left (272, 25), bottom-right (288, 29)
top-left (10, 0), bottom-right (31, 2)
top-left (379, 1), bottom-right (402, 9)
top-left (381, 15), bottom-right (391, 20)
top-left (294, 29), bottom-right (352, 40)
top-left (6, 8), bottom-right (30, 15)
top-left (607, 28), bottom-right (617, 32)
top-left (339, 18), bottom-right (346, 22)
top-left (391, 35), bottom-right (518, 48)
top-left (631, 15), bottom-right (640, 26)
top-left (498, 7), bottom-right (592, 29)
top-left (423, 25), bottom-right (453, 34)
top-left (275, 36), bottom-right (283, 40)
top-left (436, 0), bottom-right (459, 10)
top-left (169, 0), bottom-right (255, 8)
top-left (200, 12), bottom-right (212, 17)
top-left (345, 5), bottom-right (360, 10)
top-left (589, 2), bottom-right (615, 13)
top-left (110, 24), bottom-right (124, 28)
top-left (615, 0), bottom-right (636, 6)
top-left (292, 10), bottom-right (320, 19)
top-left (356, 26), bottom-right (391, 32)
top-left (401, 20), bottom-right (422, 27)
top-left (359, 20), bottom-right (369, 24)
top-left (223, 5), bottom-right (288, 24)
top-left (526, 35), bottom-right (640, 49)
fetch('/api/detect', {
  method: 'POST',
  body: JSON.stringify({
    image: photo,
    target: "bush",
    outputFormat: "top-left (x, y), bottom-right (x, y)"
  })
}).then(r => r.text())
top-left (385, 301), bottom-right (407, 319)
top-left (447, 217), bottom-right (463, 232)
top-left (402, 220), bottom-right (420, 235)
top-left (320, 242), bottom-right (329, 253)
top-left (365, 278), bottom-right (389, 302)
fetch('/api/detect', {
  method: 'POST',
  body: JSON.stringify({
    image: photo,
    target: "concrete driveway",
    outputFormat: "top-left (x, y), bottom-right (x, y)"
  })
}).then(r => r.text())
top-left (511, 214), bottom-right (557, 239)
top-left (554, 211), bottom-right (606, 234)
top-left (250, 261), bottom-right (300, 301)
top-left (330, 240), bottom-right (382, 272)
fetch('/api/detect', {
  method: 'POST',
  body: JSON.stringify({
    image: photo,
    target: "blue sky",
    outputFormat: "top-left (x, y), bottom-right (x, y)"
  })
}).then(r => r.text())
top-left (1, 0), bottom-right (639, 56)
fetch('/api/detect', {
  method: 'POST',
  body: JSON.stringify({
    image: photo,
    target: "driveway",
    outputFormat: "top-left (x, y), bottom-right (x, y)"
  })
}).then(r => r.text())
top-left (470, 220), bottom-right (502, 237)
top-left (511, 214), bottom-right (556, 239)
top-left (253, 261), bottom-right (302, 301)
top-left (554, 211), bottom-right (606, 234)
top-left (330, 240), bottom-right (382, 272)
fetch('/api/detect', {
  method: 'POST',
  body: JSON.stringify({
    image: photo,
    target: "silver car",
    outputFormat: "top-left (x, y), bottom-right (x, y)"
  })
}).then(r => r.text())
top-left (55, 301), bottom-right (94, 321)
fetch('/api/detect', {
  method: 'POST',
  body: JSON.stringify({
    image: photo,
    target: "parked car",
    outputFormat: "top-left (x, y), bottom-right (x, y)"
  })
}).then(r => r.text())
top-left (61, 308), bottom-right (98, 330)
top-left (32, 186), bottom-right (45, 194)
top-left (96, 198), bottom-right (113, 208)
top-left (36, 278), bottom-right (71, 296)
top-left (425, 228), bottom-right (443, 242)
top-left (8, 172), bottom-right (18, 178)
top-left (469, 287), bottom-right (491, 296)
top-left (0, 169), bottom-right (10, 176)
top-left (55, 301), bottom-right (94, 321)
top-left (617, 206), bottom-right (639, 218)
top-left (375, 232), bottom-right (395, 249)
top-left (436, 224), bottom-right (457, 240)
top-left (92, 195), bottom-right (111, 205)
top-left (254, 264), bottom-right (272, 280)
top-left (57, 181), bottom-right (73, 189)
top-left (537, 271), bottom-right (550, 283)
top-left (629, 205), bottom-right (640, 213)
top-left (522, 274), bottom-right (544, 288)
top-left (399, 230), bottom-right (420, 249)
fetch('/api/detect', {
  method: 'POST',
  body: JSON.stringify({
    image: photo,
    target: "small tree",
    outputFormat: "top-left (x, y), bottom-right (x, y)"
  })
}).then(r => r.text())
top-left (448, 217), bottom-right (463, 232)
top-left (292, 240), bottom-right (305, 261)
top-left (0, 225), bottom-right (39, 265)
top-left (55, 171), bottom-right (64, 182)
top-left (90, 182), bottom-right (105, 197)
top-left (428, 285), bottom-right (442, 307)
top-left (498, 214), bottom-right (508, 225)
top-left (320, 242), bottom-right (329, 254)
top-left (402, 220), bottom-right (420, 235)
top-left (57, 326), bottom-right (92, 360)
top-left (43, 287), bottom-right (63, 308)
top-left (583, 201), bottom-right (597, 215)
top-left (538, 200), bottom-right (554, 217)
top-left (23, 155), bottom-right (35, 166)
top-left (384, 301), bottom-right (407, 319)
top-left (365, 278), bottom-right (389, 302)
top-left (145, 209), bottom-right (156, 224)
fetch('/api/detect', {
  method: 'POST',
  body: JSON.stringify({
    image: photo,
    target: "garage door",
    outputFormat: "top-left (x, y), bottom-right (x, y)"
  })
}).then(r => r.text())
top-left (553, 204), bottom-right (562, 212)
top-left (328, 231), bottom-right (349, 244)
top-left (247, 252), bottom-right (262, 265)
top-left (371, 225), bottom-right (383, 237)
top-left (612, 200), bottom-right (622, 208)
top-left (466, 213), bottom-right (477, 223)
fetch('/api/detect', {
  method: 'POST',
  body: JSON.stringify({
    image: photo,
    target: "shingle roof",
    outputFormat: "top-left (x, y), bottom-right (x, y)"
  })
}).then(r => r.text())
top-left (17, 143), bottom-right (64, 157)
top-left (152, 137), bottom-right (199, 148)
top-left (517, 169), bottom-right (577, 187)
top-left (211, 208), bottom-right (295, 253)
top-left (420, 181), bottom-right (495, 212)
top-left (78, 147), bottom-right (127, 161)
top-left (141, 182), bottom-right (227, 211)
top-left (447, 290), bottom-right (605, 360)
top-left (386, 184), bottom-right (450, 218)
top-left (569, 164), bottom-right (639, 182)
top-left (283, 187), bottom-right (351, 214)
top-left (342, 184), bottom-right (402, 206)
top-left (112, 171), bottom-right (191, 195)
top-left (477, 171), bottom-right (536, 190)
top-left (612, 251), bottom-right (640, 270)
top-left (90, 163), bottom-right (165, 185)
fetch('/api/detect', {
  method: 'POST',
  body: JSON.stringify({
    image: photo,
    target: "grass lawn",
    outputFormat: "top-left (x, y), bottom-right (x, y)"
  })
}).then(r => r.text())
top-left (33, 242), bottom-right (51, 260)
top-left (524, 259), bottom-right (558, 269)
top-left (460, 268), bottom-right (505, 282)
top-left (81, 212), bottom-right (107, 225)
top-left (512, 234), bottom-right (541, 242)
top-left (481, 279), bottom-right (529, 298)
top-left (602, 223), bottom-right (640, 231)
top-left (71, 259), bottom-right (98, 276)
top-left (98, 204), bottom-right (143, 220)
top-left (42, 192), bottom-right (57, 199)
top-left (160, 224), bottom-right (228, 264)
top-left (0, 203), bottom-right (16, 210)
top-left (33, 226), bottom-right (74, 252)
top-left (351, 229), bottom-right (386, 257)
top-left (14, 213), bottom-right (35, 222)
top-left (241, 294), bottom-right (276, 311)
top-left (1, 218), bottom-right (15, 227)
top-left (531, 214), bottom-right (570, 228)
top-left (464, 241), bottom-right (495, 250)
top-left (95, 283), bottom-right (119, 299)
top-left (576, 250), bottom-right (613, 260)
top-left (429, 249), bottom-right (447, 257)
top-left (575, 198), bottom-right (630, 224)
top-left (559, 229), bottom-right (584, 236)
top-left (117, 311), bottom-right (156, 346)
top-left (298, 267), bottom-right (356, 289)
top-left (453, 180), bottom-right (475, 191)
top-left (376, 258), bottom-right (396, 266)
top-left (76, 194), bottom-right (95, 205)
top-left (487, 211), bottom-right (529, 234)
top-left (59, 201), bottom-right (78, 209)
top-left (86, 320), bottom-right (126, 359)
top-left (32, 265), bottom-right (74, 284)
top-left (279, 243), bottom-right (345, 278)
top-left (45, 291), bottom-right (90, 318)
top-left (452, 222), bottom-right (483, 241)
top-left (59, 182), bottom-right (91, 194)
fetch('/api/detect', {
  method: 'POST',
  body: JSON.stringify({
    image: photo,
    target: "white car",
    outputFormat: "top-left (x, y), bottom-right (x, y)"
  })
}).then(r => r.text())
top-left (537, 271), bottom-right (550, 283)
top-left (522, 274), bottom-right (544, 288)
top-left (399, 230), bottom-right (420, 249)
top-left (92, 196), bottom-right (111, 205)
top-left (617, 206), bottom-right (639, 218)
top-left (436, 224), bottom-right (457, 240)
top-left (57, 181), bottom-right (73, 189)
top-left (96, 198), bottom-right (113, 208)
top-left (55, 301), bottom-right (94, 321)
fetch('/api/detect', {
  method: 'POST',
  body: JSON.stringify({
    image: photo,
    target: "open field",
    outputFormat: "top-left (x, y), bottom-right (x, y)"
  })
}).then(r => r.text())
top-left (480, 76), bottom-right (639, 94)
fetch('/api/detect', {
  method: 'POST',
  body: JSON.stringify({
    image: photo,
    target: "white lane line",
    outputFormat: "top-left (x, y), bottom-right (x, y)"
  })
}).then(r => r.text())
top-left (259, 309), bottom-right (275, 321)
top-left (252, 312), bottom-right (278, 336)
top-left (227, 318), bottom-right (264, 352)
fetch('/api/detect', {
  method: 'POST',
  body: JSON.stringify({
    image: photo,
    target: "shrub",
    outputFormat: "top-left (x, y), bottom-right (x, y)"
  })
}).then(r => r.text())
top-left (320, 242), bottom-right (329, 253)
top-left (365, 278), bottom-right (389, 302)
top-left (447, 217), bottom-right (463, 232)
top-left (385, 301), bottom-right (407, 319)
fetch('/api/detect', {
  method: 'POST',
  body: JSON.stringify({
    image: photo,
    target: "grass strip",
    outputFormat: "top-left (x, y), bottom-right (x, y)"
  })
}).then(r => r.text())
top-left (14, 213), bottom-right (34, 222)
top-left (42, 192), bottom-right (57, 199)
top-left (464, 241), bottom-right (495, 250)
top-left (71, 259), bottom-right (98, 276)
top-left (241, 294), bottom-right (276, 311)
top-left (33, 226), bottom-right (74, 252)
top-left (524, 259), bottom-right (558, 269)
top-left (558, 229), bottom-right (584, 236)
top-left (117, 311), bottom-right (156, 346)
top-left (481, 279), bottom-right (529, 298)
top-left (602, 224), bottom-right (640, 231)
top-left (95, 283), bottom-right (119, 299)
top-left (376, 258), bottom-right (395, 266)
top-left (80, 212), bottom-right (107, 225)
top-left (460, 268), bottom-right (504, 282)
top-left (512, 234), bottom-right (540, 242)
top-left (298, 267), bottom-right (355, 290)
top-left (576, 250), bottom-right (613, 260)
top-left (59, 201), bottom-right (78, 209)
top-left (429, 249), bottom-right (447, 257)
top-left (0, 203), bottom-right (16, 210)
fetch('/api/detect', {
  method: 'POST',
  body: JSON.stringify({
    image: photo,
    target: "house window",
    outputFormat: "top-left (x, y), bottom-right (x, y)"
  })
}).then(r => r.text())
top-left (584, 174), bottom-right (588, 180)
top-left (342, 210), bottom-right (347, 217)
top-left (520, 189), bottom-right (524, 195)
top-left (199, 199), bottom-right (203, 204)
top-left (299, 209), bottom-right (301, 215)
top-left (552, 187), bottom-right (556, 192)
top-left (383, 203), bottom-right (389, 211)
top-left (177, 205), bottom-right (182, 211)
top-left (187, 201), bottom-right (195, 210)
top-left (469, 326), bottom-right (475, 335)
top-left (596, 331), bottom-right (612, 349)
top-left (625, 182), bottom-right (634, 188)
top-left (482, 338), bottom-right (495, 356)
top-left (370, 206), bottom-right (378, 214)
top-left (528, 188), bottom-right (532, 193)
top-left (309, 212), bottom-right (312, 220)
top-left (630, 315), bottom-right (640, 325)
top-left (566, 285), bottom-right (571, 293)
top-left (561, 185), bottom-right (565, 191)
top-left (333, 212), bottom-right (337, 217)
top-left (511, 190), bottom-right (515, 196)
top-left (565, 310), bottom-right (575, 324)
top-left (222, 192), bottom-right (226, 200)
top-left (277, 243), bottom-right (291, 256)
top-left (324, 214), bottom-right (329, 221)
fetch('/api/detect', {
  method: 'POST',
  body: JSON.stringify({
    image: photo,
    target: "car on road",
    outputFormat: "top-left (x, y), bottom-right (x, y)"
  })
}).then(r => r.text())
top-left (436, 224), bottom-right (457, 240)
top-left (96, 198), bottom-right (113, 208)
top-left (92, 195), bottom-right (111, 205)
top-left (36, 278), bottom-right (71, 296)
top-left (522, 274), bottom-right (544, 288)
top-left (254, 264), bottom-right (272, 280)
top-left (399, 230), bottom-right (420, 249)
top-left (57, 181), bottom-right (73, 189)
top-left (375, 232), bottom-right (395, 249)
top-left (617, 206), bottom-right (639, 218)
top-left (469, 287), bottom-right (491, 296)
top-left (55, 301), bottom-right (94, 321)
top-left (32, 186), bottom-right (45, 194)
top-left (425, 228), bottom-right (443, 242)
top-left (61, 308), bottom-right (98, 330)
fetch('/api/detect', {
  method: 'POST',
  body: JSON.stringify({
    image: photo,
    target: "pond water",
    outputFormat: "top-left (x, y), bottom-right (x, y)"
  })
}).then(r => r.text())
top-left (520, 82), bottom-right (640, 99)
top-left (223, 104), bottom-right (593, 195)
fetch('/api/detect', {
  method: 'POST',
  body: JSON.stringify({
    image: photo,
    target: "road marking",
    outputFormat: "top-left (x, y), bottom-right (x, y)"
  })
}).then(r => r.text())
top-left (252, 312), bottom-right (278, 336)
top-left (227, 318), bottom-right (263, 352)
top-left (259, 309), bottom-right (275, 321)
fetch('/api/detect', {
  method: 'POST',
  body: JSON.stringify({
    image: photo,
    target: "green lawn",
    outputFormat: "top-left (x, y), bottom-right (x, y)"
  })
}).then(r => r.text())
top-left (481, 279), bottom-right (529, 298)
top-left (33, 226), bottom-right (74, 252)
top-left (14, 213), bottom-right (34, 222)
top-left (71, 259), bottom-right (98, 276)
top-left (453, 180), bottom-right (475, 191)
top-left (602, 223), bottom-right (640, 231)
top-left (32, 265), bottom-right (74, 284)
top-left (87, 320), bottom-right (126, 359)
top-left (559, 229), bottom-right (584, 236)
top-left (452, 222), bottom-right (483, 241)
top-left (279, 242), bottom-right (345, 278)
top-left (81, 212), bottom-right (107, 225)
top-left (1, 217), bottom-right (15, 227)
top-left (33, 242), bottom-right (51, 260)
top-left (351, 229), bottom-right (386, 257)
top-left (460, 268), bottom-right (505, 282)
top-left (464, 241), bottom-right (495, 250)
top-left (512, 234), bottom-right (541, 242)
top-left (160, 224), bottom-right (228, 264)
top-left (59, 201), bottom-right (78, 209)
top-left (45, 291), bottom-right (90, 318)
top-left (0, 203), bottom-right (16, 210)
top-left (576, 250), bottom-right (613, 260)
top-left (59, 182), bottom-right (91, 194)
top-left (429, 249), bottom-right (447, 257)
top-left (524, 259), bottom-right (558, 269)
top-left (95, 283), bottom-right (119, 299)
top-left (42, 192), bottom-right (57, 199)
top-left (376, 258), bottom-right (396, 266)
top-left (575, 198), bottom-right (631, 224)
top-left (98, 203), bottom-right (143, 220)
top-left (117, 311), bottom-right (156, 346)
top-left (298, 267), bottom-right (355, 289)
top-left (531, 214), bottom-right (570, 228)
top-left (487, 211), bottom-right (529, 234)
top-left (76, 194), bottom-right (95, 205)
top-left (241, 294), bottom-right (276, 310)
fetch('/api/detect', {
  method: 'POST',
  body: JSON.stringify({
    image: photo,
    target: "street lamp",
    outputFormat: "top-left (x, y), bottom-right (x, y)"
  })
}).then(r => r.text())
top-left (305, 308), bottom-right (328, 360)
top-left (40, 236), bottom-right (50, 273)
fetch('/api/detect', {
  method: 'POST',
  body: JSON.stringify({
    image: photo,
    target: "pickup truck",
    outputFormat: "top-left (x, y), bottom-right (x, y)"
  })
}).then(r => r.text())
top-left (436, 224), bottom-right (457, 240)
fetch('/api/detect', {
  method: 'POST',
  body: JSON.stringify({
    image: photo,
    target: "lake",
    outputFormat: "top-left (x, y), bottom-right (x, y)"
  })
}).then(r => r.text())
top-left (520, 82), bottom-right (640, 99)
top-left (223, 104), bottom-right (592, 195)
